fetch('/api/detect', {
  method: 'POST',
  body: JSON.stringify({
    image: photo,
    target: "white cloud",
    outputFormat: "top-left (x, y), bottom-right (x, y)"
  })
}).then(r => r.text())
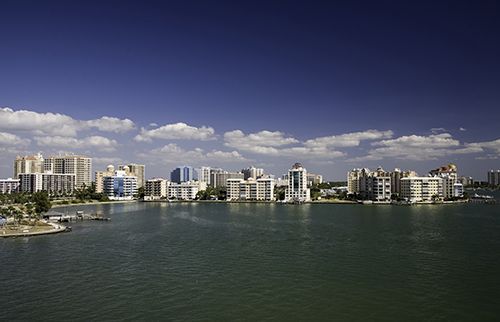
top-left (0, 131), bottom-right (30, 146)
top-left (304, 129), bottom-right (393, 148)
top-left (84, 116), bottom-right (135, 133)
top-left (349, 133), bottom-right (484, 162)
top-left (430, 127), bottom-right (447, 134)
top-left (141, 143), bottom-right (248, 165)
top-left (34, 135), bottom-right (118, 152)
top-left (0, 107), bottom-right (135, 136)
top-left (134, 122), bottom-right (215, 142)
top-left (459, 127), bottom-right (467, 131)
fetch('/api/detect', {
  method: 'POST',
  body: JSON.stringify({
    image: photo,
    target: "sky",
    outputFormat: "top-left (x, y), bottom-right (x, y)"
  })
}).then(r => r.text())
top-left (0, 0), bottom-right (499, 180)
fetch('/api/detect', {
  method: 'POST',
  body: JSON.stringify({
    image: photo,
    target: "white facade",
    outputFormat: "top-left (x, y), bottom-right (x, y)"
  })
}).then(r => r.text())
top-left (144, 178), bottom-right (168, 200)
top-left (226, 177), bottom-right (275, 201)
top-left (285, 163), bottom-right (311, 202)
top-left (0, 178), bottom-right (20, 194)
top-left (400, 177), bottom-right (443, 202)
top-left (167, 181), bottom-right (207, 200)
top-left (103, 170), bottom-right (138, 200)
top-left (197, 166), bottom-right (211, 185)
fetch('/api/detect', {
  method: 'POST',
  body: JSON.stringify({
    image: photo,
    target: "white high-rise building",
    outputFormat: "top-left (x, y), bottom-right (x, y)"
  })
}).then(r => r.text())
top-left (285, 163), bottom-right (310, 202)
top-left (197, 166), bottom-right (211, 185)
top-left (44, 155), bottom-right (92, 189)
top-left (429, 163), bottom-right (463, 199)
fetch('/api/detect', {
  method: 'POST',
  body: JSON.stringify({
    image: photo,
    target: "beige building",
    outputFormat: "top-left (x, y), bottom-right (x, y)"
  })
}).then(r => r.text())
top-left (226, 177), bottom-right (275, 201)
top-left (95, 165), bottom-right (116, 193)
top-left (14, 153), bottom-right (44, 178)
top-left (400, 177), bottom-right (443, 202)
top-left (120, 164), bottom-right (145, 188)
top-left (144, 178), bottom-right (168, 200)
top-left (44, 155), bottom-right (92, 189)
top-left (167, 181), bottom-right (207, 200)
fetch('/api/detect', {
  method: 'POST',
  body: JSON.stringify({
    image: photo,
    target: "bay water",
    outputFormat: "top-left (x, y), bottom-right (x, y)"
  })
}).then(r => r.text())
top-left (1, 201), bottom-right (499, 321)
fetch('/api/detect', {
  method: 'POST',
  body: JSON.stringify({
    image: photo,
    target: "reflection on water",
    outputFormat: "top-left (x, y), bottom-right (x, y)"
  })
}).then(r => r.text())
top-left (1, 202), bottom-right (499, 321)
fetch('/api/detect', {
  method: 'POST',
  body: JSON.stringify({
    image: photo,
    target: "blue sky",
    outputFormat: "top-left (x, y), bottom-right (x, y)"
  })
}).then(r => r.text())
top-left (0, 1), bottom-right (499, 180)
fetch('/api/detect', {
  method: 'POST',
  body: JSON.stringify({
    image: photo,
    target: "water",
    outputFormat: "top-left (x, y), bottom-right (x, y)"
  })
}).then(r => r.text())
top-left (1, 201), bottom-right (500, 321)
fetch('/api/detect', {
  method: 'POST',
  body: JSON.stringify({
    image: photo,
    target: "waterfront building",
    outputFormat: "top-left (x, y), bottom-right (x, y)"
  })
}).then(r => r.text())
top-left (144, 178), bottom-right (168, 200)
top-left (347, 167), bottom-right (392, 201)
top-left (284, 163), bottom-right (311, 202)
top-left (167, 181), bottom-right (207, 200)
top-left (226, 177), bottom-right (275, 201)
top-left (44, 155), bottom-right (92, 189)
top-left (241, 166), bottom-right (264, 180)
top-left (18, 173), bottom-right (75, 195)
top-left (429, 163), bottom-right (462, 198)
top-left (487, 170), bottom-right (500, 186)
top-left (170, 166), bottom-right (195, 183)
top-left (13, 153), bottom-right (44, 178)
top-left (0, 178), bottom-right (20, 194)
top-left (400, 177), bottom-right (443, 202)
top-left (103, 170), bottom-right (138, 200)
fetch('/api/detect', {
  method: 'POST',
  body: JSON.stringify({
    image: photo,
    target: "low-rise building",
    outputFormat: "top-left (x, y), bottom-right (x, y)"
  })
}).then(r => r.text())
top-left (226, 177), bottom-right (275, 201)
top-left (144, 178), bottom-right (168, 200)
top-left (167, 181), bottom-right (207, 200)
top-left (103, 170), bottom-right (138, 200)
top-left (0, 178), bottom-right (20, 194)
top-left (400, 177), bottom-right (443, 202)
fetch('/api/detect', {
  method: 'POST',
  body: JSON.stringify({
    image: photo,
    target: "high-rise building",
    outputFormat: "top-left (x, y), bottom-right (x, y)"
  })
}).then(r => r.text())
top-left (306, 173), bottom-right (323, 186)
top-left (171, 166), bottom-right (195, 183)
top-left (197, 166), bottom-right (211, 185)
top-left (241, 166), bottom-right (264, 180)
top-left (123, 164), bottom-right (145, 188)
top-left (44, 155), bottom-right (92, 189)
top-left (18, 173), bottom-right (75, 195)
top-left (210, 169), bottom-right (244, 188)
top-left (285, 163), bottom-right (310, 202)
top-left (103, 170), bottom-right (138, 200)
top-left (487, 170), bottom-right (500, 186)
top-left (13, 153), bottom-right (44, 178)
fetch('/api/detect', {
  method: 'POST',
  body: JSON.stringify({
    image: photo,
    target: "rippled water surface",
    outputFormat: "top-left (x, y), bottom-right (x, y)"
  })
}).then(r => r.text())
top-left (1, 202), bottom-right (500, 321)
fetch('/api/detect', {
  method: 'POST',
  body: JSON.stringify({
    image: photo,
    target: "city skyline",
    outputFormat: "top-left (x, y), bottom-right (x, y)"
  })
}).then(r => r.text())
top-left (1, 1), bottom-right (499, 180)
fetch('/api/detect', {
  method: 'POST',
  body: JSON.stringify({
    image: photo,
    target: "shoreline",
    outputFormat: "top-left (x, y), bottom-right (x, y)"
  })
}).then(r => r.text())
top-left (51, 200), bottom-right (139, 209)
top-left (1, 222), bottom-right (68, 238)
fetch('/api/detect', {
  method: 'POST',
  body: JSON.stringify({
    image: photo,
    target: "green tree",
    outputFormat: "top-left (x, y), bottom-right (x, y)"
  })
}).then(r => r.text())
top-left (31, 191), bottom-right (52, 218)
